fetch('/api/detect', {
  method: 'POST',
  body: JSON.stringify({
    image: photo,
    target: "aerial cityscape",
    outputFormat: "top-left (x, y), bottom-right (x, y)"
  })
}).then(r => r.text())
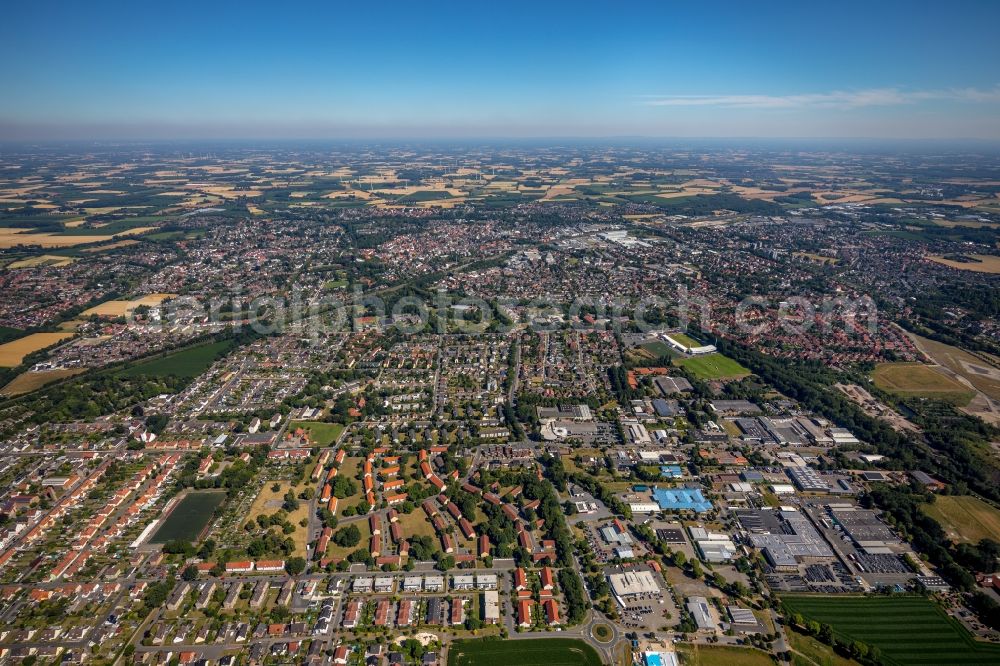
top-left (1, 2), bottom-right (999, 666)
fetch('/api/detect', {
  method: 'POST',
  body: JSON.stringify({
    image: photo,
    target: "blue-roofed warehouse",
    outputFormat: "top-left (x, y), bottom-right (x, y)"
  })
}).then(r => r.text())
top-left (652, 486), bottom-right (712, 512)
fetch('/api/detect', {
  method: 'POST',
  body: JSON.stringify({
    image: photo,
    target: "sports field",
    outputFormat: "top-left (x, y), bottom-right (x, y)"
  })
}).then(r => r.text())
top-left (447, 638), bottom-right (602, 666)
top-left (116, 339), bottom-right (234, 379)
top-left (666, 332), bottom-right (703, 348)
top-left (638, 340), bottom-right (675, 358)
top-left (0, 332), bottom-right (75, 367)
top-left (872, 362), bottom-right (974, 404)
top-left (922, 495), bottom-right (1000, 543)
top-left (676, 644), bottom-right (776, 666)
top-left (150, 491), bottom-right (226, 543)
top-left (781, 595), bottom-right (1000, 666)
top-left (675, 352), bottom-right (749, 380)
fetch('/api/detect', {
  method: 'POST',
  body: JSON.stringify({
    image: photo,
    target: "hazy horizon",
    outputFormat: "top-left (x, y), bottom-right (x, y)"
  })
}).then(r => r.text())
top-left (3, 1), bottom-right (1000, 141)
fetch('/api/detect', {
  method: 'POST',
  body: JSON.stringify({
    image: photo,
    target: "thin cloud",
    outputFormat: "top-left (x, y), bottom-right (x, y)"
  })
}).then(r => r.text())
top-left (641, 87), bottom-right (1000, 109)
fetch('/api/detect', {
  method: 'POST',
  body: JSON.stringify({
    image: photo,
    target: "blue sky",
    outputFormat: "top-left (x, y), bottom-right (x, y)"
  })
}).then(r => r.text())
top-left (1, 0), bottom-right (999, 139)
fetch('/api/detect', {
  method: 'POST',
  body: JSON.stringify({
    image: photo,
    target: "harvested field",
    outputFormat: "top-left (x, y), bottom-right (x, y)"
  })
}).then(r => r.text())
top-left (0, 332), bottom-right (75, 367)
top-left (80, 293), bottom-right (176, 317)
top-left (81, 239), bottom-right (139, 252)
top-left (927, 254), bottom-right (1000, 274)
top-left (6, 254), bottom-right (76, 268)
top-left (0, 225), bottom-right (156, 248)
top-left (0, 368), bottom-right (85, 396)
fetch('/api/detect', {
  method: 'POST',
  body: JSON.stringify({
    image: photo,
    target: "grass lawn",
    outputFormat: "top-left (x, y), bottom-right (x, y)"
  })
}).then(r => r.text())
top-left (872, 362), bottom-right (974, 405)
top-left (788, 629), bottom-right (859, 666)
top-left (760, 490), bottom-right (781, 508)
top-left (289, 421), bottom-right (344, 446)
top-left (922, 495), bottom-right (1000, 543)
top-left (781, 594), bottom-right (1000, 666)
top-left (336, 457), bottom-right (363, 516)
top-left (396, 506), bottom-right (437, 542)
top-left (324, 518), bottom-right (371, 560)
top-left (246, 481), bottom-right (309, 556)
top-left (676, 644), bottom-right (776, 666)
top-left (675, 353), bottom-right (750, 380)
top-left (447, 638), bottom-right (602, 666)
top-left (116, 339), bottom-right (235, 379)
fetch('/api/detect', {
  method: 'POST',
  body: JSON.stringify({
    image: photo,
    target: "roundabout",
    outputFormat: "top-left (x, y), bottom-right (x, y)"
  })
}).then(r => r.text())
top-left (591, 623), bottom-right (614, 644)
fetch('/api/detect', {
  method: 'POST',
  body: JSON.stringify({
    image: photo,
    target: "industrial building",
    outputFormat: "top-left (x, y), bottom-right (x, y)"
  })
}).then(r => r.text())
top-left (828, 506), bottom-right (900, 553)
top-left (686, 596), bottom-right (716, 630)
top-left (652, 486), bottom-right (712, 512)
top-left (653, 376), bottom-right (693, 396)
top-left (739, 508), bottom-right (834, 570)
top-left (689, 527), bottom-right (737, 562)
top-left (787, 466), bottom-right (830, 492)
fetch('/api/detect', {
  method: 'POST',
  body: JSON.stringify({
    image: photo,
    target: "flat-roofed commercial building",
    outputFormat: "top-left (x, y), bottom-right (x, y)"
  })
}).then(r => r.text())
top-left (482, 590), bottom-right (500, 624)
top-left (608, 571), bottom-right (660, 598)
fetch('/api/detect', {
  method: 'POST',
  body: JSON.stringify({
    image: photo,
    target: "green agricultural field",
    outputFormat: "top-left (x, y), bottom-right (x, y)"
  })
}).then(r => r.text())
top-left (115, 339), bottom-right (235, 379)
top-left (289, 420), bottom-right (344, 446)
top-left (396, 190), bottom-right (454, 203)
top-left (872, 362), bottom-right (974, 404)
top-left (781, 595), bottom-right (1000, 666)
top-left (59, 216), bottom-right (166, 235)
top-left (150, 491), bottom-right (226, 543)
top-left (676, 644), bottom-right (776, 666)
top-left (447, 638), bottom-right (602, 666)
top-left (922, 495), bottom-right (1000, 543)
top-left (675, 352), bottom-right (750, 380)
